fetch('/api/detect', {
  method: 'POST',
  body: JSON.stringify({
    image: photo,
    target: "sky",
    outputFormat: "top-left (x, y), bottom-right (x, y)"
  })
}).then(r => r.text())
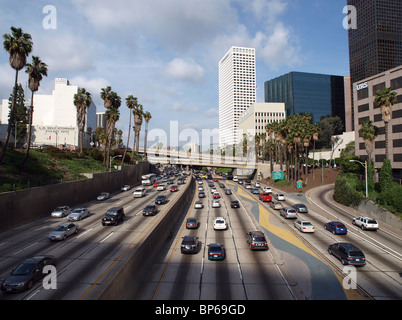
top-left (0, 0), bottom-right (351, 150)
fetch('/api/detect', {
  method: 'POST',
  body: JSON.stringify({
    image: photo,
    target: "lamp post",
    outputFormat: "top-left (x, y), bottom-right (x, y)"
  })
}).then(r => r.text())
top-left (349, 159), bottom-right (368, 198)
top-left (110, 155), bottom-right (122, 172)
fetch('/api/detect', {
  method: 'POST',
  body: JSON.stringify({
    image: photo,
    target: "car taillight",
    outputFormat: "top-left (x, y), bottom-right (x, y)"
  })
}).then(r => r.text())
top-left (347, 257), bottom-right (353, 260)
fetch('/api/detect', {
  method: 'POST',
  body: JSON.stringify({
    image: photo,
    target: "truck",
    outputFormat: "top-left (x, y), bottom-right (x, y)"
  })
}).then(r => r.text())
top-left (259, 192), bottom-right (272, 202)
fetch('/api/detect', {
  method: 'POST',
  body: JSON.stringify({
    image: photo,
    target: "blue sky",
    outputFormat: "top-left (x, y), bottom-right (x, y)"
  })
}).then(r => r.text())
top-left (0, 0), bottom-right (350, 148)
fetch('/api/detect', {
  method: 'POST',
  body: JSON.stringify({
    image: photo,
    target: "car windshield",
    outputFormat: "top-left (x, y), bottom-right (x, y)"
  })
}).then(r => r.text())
top-left (72, 209), bottom-right (82, 214)
top-left (182, 240), bottom-right (195, 245)
top-left (350, 251), bottom-right (364, 257)
top-left (368, 220), bottom-right (377, 224)
top-left (335, 223), bottom-right (345, 228)
top-left (107, 210), bottom-right (119, 216)
top-left (303, 222), bottom-right (313, 226)
top-left (209, 246), bottom-right (222, 253)
top-left (216, 219), bottom-right (225, 224)
top-left (12, 263), bottom-right (36, 275)
top-left (54, 207), bottom-right (64, 211)
top-left (254, 236), bottom-right (266, 242)
top-left (54, 225), bottom-right (67, 231)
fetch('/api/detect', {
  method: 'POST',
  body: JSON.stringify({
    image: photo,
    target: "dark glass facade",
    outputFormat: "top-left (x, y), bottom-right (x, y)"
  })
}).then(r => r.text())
top-left (264, 72), bottom-right (346, 128)
top-left (348, 0), bottom-right (402, 84)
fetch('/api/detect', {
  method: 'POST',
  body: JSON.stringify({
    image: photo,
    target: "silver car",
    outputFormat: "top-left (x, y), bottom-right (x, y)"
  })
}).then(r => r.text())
top-left (280, 207), bottom-right (298, 219)
top-left (51, 206), bottom-right (71, 218)
top-left (67, 208), bottom-right (90, 221)
top-left (97, 192), bottom-right (110, 201)
top-left (48, 223), bottom-right (78, 241)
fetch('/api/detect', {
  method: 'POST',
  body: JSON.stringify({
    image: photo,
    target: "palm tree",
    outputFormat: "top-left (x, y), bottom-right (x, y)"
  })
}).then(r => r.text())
top-left (132, 103), bottom-right (143, 161)
top-left (311, 123), bottom-right (320, 180)
top-left (359, 119), bottom-right (378, 163)
top-left (20, 56), bottom-right (48, 169)
top-left (1, 27), bottom-right (33, 164)
top-left (143, 111), bottom-right (152, 159)
top-left (374, 87), bottom-right (397, 160)
top-left (73, 88), bottom-right (92, 155)
top-left (122, 95), bottom-right (138, 164)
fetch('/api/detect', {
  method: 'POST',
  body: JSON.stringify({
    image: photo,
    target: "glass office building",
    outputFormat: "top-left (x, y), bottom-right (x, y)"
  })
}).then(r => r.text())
top-left (264, 72), bottom-right (345, 127)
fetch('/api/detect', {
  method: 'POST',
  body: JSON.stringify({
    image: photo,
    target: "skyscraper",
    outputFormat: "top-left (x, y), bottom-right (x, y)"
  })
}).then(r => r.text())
top-left (347, 0), bottom-right (402, 85)
top-left (219, 46), bottom-right (256, 148)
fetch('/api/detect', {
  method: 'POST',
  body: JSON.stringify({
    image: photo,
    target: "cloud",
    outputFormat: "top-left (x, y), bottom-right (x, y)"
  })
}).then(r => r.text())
top-left (165, 58), bottom-right (205, 84)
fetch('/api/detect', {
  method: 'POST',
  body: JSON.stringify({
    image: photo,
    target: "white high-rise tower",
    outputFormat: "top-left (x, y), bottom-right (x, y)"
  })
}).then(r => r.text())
top-left (219, 46), bottom-right (256, 148)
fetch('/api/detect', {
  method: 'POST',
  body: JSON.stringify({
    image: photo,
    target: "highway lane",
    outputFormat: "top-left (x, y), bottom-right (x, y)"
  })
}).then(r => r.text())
top-left (137, 177), bottom-right (302, 300)
top-left (0, 176), bottom-right (187, 300)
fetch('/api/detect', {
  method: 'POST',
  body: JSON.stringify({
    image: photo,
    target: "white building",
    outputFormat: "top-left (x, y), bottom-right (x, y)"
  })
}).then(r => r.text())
top-left (219, 46), bottom-right (256, 148)
top-left (0, 78), bottom-right (97, 149)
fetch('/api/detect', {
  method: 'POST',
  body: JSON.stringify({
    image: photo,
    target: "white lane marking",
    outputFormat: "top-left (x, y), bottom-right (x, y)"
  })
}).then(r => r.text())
top-left (100, 232), bottom-right (114, 243)
top-left (76, 228), bottom-right (93, 238)
top-left (12, 242), bottom-right (38, 256)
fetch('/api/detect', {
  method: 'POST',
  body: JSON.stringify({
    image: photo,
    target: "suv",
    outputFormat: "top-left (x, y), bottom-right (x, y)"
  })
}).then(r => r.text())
top-left (352, 216), bottom-right (379, 230)
top-left (181, 235), bottom-right (199, 254)
top-left (155, 195), bottom-right (167, 205)
top-left (328, 243), bottom-right (366, 266)
top-left (246, 231), bottom-right (268, 251)
top-left (102, 207), bottom-right (125, 226)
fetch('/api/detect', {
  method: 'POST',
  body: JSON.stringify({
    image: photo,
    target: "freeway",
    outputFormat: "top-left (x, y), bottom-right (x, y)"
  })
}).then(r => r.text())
top-left (137, 175), bottom-right (402, 300)
top-left (0, 174), bottom-right (187, 300)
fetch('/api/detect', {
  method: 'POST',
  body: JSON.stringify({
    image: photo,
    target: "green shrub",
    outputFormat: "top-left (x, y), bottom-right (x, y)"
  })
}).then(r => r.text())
top-left (379, 159), bottom-right (393, 193)
top-left (334, 174), bottom-right (363, 207)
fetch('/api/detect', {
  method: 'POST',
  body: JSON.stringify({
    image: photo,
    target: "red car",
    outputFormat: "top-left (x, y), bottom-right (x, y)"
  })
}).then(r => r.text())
top-left (153, 182), bottom-right (159, 188)
top-left (213, 178), bottom-right (218, 182)
top-left (170, 186), bottom-right (178, 192)
top-left (259, 193), bottom-right (272, 202)
top-left (213, 192), bottom-right (221, 199)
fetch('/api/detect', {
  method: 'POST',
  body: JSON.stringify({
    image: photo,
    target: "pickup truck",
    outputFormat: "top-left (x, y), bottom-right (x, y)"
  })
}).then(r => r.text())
top-left (352, 216), bottom-right (379, 230)
top-left (259, 192), bottom-right (272, 202)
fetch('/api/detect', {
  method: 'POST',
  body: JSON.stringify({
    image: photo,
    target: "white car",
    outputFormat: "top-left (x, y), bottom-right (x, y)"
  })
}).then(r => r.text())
top-left (210, 187), bottom-right (217, 194)
top-left (212, 200), bottom-right (221, 208)
top-left (275, 193), bottom-right (285, 201)
top-left (157, 184), bottom-right (166, 191)
top-left (133, 188), bottom-right (146, 198)
top-left (194, 201), bottom-right (204, 209)
top-left (245, 183), bottom-right (252, 189)
top-left (263, 187), bottom-right (272, 193)
top-left (97, 192), bottom-right (110, 201)
top-left (213, 217), bottom-right (227, 230)
top-left (121, 185), bottom-right (131, 191)
top-left (254, 182), bottom-right (261, 188)
top-left (352, 216), bottom-right (379, 230)
top-left (294, 220), bottom-right (315, 233)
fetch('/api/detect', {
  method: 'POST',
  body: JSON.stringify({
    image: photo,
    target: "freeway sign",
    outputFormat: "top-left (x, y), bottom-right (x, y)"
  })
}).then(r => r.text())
top-left (272, 171), bottom-right (284, 180)
top-left (297, 180), bottom-right (303, 188)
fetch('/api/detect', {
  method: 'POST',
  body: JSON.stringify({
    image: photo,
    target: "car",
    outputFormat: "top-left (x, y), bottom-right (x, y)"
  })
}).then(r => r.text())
top-left (133, 187), bottom-right (146, 198)
top-left (324, 221), bottom-right (348, 235)
top-left (198, 191), bottom-right (206, 198)
top-left (156, 184), bottom-right (166, 191)
top-left (1, 256), bottom-right (56, 292)
top-left (210, 187), bottom-right (217, 194)
top-left (275, 193), bottom-right (285, 201)
top-left (352, 216), bottom-right (379, 230)
top-left (153, 182), bottom-right (159, 188)
top-left (102, 207), bottom-right (125, 226)
top-left (225, 189), bottom-right (232, 195)
top-left (186, 217), bottom-right (199, 229)
top-left (254, 182), bottom-right (261, 188)
top-left (245, 183), bottom-right (252, 189)
top-left (208, 243), bottom-right (225, 260)
top-left (170, 185), bottom-right (178, 192)
top-left (121, 185), bottom-right (131, 191)
top-left (97, 192), bottom-right (110, 201)
top-left (213, 178), bottom-right (218, 182)
top-left (198, 186), bottom-right (204, 191)
top-left (294, 220), bottom-right (315, 233)
top-left (270, 201), bottom-right (283, 210)
top-left (51, 206), bottom-right (71, 218)
top-left (280, 207), bottom-right (298, 219)
top-left (231, 200), bottom-right (240, 208)
top-left (213, 217), bottom-right (227, 230)
top-left (251, 188), bottom-right (260, 194)
top-left (181, 235), bottom-right (199, 254)
top-left (208, 182), bottom-right (214, 187)
top-left (212, 199), bottom-right (221, 208)
top-left (328, 243), bottom-right (366, 266)
top-left (67, 208), bottom-right (90, 221)
top-left (293, 203), bottom-right (309, 213)
top-left (263, 187), bottom-right (272, 193)
top-left (259, 192), bottom-right (272, 202)
top-left (155, 195), bottom-right (167, 205)
top-left (219, 183), bottom-right (225, 188)
top-left (246, 231), bottom-right (268, 251)
top-left (48, 222), bottom-right (78, 241)
top-left (167, 179), bottom-right (174, 184)
top-left (194, 201), bottom-right (204, 209)
top-left (143, 204), bottom-right (157, 216)
top-left (213, 192), bottom-right (221, 199)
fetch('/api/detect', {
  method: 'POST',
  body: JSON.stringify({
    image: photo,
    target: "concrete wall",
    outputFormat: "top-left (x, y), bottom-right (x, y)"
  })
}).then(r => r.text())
top-left (357, 200), bottom-right (402, 231)
top-left (0, 162), bottom-right (151, 233)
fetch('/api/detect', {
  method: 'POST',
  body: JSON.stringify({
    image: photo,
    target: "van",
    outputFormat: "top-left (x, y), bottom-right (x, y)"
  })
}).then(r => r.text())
top-left (328, 243), bottom-right (366, 266)
top-left (133, 187), bottom-right (146, 198)
top-left (233, 176), bottom-right (238, 182)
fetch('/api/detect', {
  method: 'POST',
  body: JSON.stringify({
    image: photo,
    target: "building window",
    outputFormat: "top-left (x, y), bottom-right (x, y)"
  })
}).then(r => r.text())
top-left (394, 154), bottom-right (402, 163)
top-left (391, 76), bottom-right (402, 90)
top-left (372, 82), bottom-right (386, 95)
top-left (358, 103), bottom-right (370, 112)
top-left (357, 87), bottom-right (369, 100)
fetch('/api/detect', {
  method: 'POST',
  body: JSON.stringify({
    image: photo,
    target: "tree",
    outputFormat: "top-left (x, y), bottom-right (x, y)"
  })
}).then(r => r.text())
top-left (9, 84), bottom-right (27, 146)
top-left (374, 87), bottom-right (397, 160)
top-left (143, 111), bottom-right (152, 159)
top-left (122, 95), bottom-right (138, 164)
top-left (20, 56), bottom-right (48, 169)
top-left (379, 159), bottom-right (393, 193)
top-left (1, 27), bottom-right (33, 164)
top-left (358, 119), bottom-right (378, 163)
top-left (73, 88), bottom-right (92, 155)
top-left (132, 103), bottom-right (143, 161)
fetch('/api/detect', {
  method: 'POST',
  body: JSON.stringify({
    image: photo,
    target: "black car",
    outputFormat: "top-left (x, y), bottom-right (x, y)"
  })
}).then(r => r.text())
top-left (155, 195), bottom-right (167, 205)
top-left (198, 191), bottom-right (206, 198)
top-left (1, 256), bottom-right (56, 293)
top-left (231, 200), bottom-right (240, 208)
top-left (225, 189), bottom-right (232, 195)
top-left (181, 235), bottom-right (199, 254)
top-left (328, 243), bottom-right (366, 266)
top-left (292, 203), bottom-right (308, 213)
top-left (246, 231), bottom-right (268, 251)
top-left (102, 207), bottom-right (125, 226)
top-left (143, 204), bottom-right (157, 216)
top-left (207, 243), bottom-right (225, 260)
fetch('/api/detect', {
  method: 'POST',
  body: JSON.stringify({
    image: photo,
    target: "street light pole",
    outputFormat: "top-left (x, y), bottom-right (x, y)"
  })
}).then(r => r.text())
top-left (110, 155), bottom-right (122, 172)
top-left (349, 159), bottom-right (368, 198)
